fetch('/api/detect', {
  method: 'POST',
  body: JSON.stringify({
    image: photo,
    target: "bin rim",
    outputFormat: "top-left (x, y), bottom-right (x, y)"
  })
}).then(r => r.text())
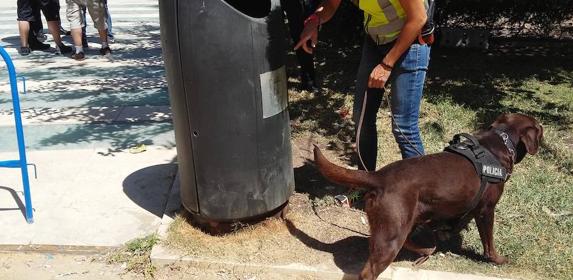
top-left (219, 0), bottom-right (280, 23)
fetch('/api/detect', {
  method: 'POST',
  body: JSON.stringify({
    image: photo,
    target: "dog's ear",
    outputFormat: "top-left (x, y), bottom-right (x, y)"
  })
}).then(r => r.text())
top-left (520, 125), bottom-right (543, 155)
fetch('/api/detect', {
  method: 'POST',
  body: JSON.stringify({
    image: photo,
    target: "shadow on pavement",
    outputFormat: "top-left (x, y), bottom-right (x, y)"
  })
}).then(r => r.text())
top-left (0, 185), bottom-right (27, 221)
top-left (122, 163), bottom-right (177, 217)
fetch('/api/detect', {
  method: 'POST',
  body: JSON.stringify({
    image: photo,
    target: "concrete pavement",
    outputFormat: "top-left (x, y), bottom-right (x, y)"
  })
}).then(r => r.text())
top-left (0, 0), bottom-right (176, 247)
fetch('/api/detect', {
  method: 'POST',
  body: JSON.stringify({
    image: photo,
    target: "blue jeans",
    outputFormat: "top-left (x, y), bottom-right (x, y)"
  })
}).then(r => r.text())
top-left (353, 37), bottom-right (430, 171)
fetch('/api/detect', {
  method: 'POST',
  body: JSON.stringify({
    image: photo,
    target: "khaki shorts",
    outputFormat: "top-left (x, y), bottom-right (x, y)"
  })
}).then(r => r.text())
top-left (66, 0), bottom-right (107, 30)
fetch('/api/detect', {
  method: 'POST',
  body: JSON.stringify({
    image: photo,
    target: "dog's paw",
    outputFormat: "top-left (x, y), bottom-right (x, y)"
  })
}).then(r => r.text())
top-left (488, 255), bottom-right (508, 265)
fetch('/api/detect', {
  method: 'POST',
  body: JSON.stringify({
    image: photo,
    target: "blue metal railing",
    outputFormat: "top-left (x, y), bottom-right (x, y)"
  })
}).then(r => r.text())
top-left (0, 46), bottom-right (34, 224)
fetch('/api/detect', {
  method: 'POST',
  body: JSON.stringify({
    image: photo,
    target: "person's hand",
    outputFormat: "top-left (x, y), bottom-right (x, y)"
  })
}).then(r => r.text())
top-left (294, 15), bottom-right (320, 54)
top-left (368, 63), bottom-right (392, 89)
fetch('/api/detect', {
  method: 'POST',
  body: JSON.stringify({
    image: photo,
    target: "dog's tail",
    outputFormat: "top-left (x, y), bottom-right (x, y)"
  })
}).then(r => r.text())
top-left (313, 145), bottom-right (378, 189)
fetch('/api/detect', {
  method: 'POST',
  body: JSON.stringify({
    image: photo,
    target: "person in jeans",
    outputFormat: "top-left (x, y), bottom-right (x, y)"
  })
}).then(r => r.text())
top-left (66, 0), bottom-right (111, 60)
top-left (296, 0), bottom-right (431, 170)
top-left (17, 0), bottom-right (72, 55)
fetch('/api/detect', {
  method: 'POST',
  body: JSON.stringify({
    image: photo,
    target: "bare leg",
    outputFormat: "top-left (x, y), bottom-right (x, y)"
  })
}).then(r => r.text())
top-left (47, 21), bottom-right (63, 46)
top-left (18, 21), bottom-right (31, 47)
top-left (97, 28), bottom-right (108, 45)
top-left (71, 27), bottom-right (83, 48)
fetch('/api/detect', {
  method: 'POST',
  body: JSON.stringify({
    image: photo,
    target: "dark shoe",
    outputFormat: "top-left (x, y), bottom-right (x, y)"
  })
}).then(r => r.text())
top-left (99, 46), bottom-right (112, 56)
top-left (300, 73), bottom-right (320, 93)
top-left (57, 44), bottom-right (73, 55)
top-left (300, 77), bottom-right (320, 93)
top-left (19, 47), bottom-right (31, 56)
top-left (72, 52), bottom-right (85, 61)
top-left (29, 39), bottom-right (50, 51)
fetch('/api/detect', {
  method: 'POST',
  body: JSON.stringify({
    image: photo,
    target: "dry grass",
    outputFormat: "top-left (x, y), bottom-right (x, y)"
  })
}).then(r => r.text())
top-left (165, 193), bottom-right (371, 273)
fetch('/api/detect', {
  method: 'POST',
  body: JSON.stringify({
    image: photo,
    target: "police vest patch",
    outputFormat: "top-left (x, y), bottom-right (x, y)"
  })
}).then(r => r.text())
top-left (482, 164), bottom-right (505, 179)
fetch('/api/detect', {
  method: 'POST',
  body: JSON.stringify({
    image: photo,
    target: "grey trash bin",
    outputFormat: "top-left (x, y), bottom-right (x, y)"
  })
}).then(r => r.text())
top-left (159, 0), bottom-right (294, 222)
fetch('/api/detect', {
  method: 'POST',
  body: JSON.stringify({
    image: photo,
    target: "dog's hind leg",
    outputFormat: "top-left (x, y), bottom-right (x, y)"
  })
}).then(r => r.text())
top-left (403, 236), bottom-right (436, 266)
top-left (359, 212), bottom-right (413, 280)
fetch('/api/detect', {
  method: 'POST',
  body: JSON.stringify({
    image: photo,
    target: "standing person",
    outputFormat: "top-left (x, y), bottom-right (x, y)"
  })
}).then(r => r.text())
top-left (282, 0), bottom-right (320, 92)
top-left (66, 0), bottom-right (111, 60)
top-left (80, 0), bottom-right (113, 48)
top-left (16, 0), bottom-right (72, 55)
top-left (296, 0), bottom-right (433, 170)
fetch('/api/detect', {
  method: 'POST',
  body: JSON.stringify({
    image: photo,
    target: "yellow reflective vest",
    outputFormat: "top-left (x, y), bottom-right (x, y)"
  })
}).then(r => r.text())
top-left (354, 0), bottom-right (429, 45)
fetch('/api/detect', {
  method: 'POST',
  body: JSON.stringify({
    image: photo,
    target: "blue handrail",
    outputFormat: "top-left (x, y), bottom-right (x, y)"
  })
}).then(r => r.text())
top-left (0, 46), bottom-right (34, 224)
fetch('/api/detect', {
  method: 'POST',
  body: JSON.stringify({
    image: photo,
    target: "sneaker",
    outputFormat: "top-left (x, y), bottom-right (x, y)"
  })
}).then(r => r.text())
top-left (72, 52), bottom-right (85, 61)
top-left (19, 47), bottom-right (31, 56)
top-left (107, 35), bottom-right (115, 44)
top-left (99, 46), bottom-right (112, 56)
top-left (57, 44), bottom-right (73, 55)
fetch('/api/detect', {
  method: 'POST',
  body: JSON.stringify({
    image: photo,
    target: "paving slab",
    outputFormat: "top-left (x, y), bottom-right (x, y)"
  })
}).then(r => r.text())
top-left (0, 0), bottom-right (176, 248)
top-left (0, 146), bottom-right (177, 247)
top-left (0, 0), bottom-right (166, 112)
top-left (0, 106), bottom-right (172, 126)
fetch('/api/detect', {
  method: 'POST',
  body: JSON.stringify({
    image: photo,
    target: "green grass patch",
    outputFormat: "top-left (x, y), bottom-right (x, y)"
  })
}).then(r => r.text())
top-left (107, 234), bottom-right (159, 279)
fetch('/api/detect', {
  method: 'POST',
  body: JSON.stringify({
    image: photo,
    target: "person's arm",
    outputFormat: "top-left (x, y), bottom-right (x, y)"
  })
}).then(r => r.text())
top-left (294, 0), bottom-right (342, 54)
top-left (368, 0), bottom-right (427, 89)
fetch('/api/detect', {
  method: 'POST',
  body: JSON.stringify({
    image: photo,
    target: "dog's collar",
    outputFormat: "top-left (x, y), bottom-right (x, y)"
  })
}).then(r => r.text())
top-left (492, 128), bottom-right (516, 164)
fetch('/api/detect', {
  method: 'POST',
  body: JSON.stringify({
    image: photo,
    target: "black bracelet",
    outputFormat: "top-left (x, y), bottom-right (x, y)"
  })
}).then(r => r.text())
top-left (380, 61), bottom-right (393, 70)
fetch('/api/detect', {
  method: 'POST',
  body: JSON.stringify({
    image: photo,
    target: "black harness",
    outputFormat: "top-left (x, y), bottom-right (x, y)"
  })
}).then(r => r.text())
top-left (444, 130), bottom-right (514, 215)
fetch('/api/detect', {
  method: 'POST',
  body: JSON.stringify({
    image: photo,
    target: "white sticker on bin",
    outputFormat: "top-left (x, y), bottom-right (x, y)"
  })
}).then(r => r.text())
top-left (260, 66), bottom-right (287, 119)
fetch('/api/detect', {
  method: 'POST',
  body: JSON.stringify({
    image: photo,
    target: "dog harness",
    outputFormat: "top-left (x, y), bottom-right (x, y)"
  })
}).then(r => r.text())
top-left (444, 132), bottom-right (510, 213)
top-left (430, 129), bottom-right (515, 233)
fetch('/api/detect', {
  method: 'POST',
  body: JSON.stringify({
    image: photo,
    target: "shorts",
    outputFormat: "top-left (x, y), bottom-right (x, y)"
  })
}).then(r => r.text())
top-left (17, 0), bottom-right (61, 22)
top-left (66, 0), bottom-right (107, 30)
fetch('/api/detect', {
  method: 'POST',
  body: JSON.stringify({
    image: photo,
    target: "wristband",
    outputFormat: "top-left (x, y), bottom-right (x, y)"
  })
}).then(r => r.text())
top-left (380, 61), bottom-right (393, 70)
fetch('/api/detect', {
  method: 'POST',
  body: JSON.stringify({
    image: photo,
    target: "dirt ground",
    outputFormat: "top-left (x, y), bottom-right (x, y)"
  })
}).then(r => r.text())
top-left (0, 251), bottom-right (322, 280)
top-left (165, 192), bottom-right (372, 270)
top-left (0, 251), bottom-right (138, 280)
top-left (1, 248), bottom-right (348, 280)
top-left (162, 133), bottom-right (383, 275)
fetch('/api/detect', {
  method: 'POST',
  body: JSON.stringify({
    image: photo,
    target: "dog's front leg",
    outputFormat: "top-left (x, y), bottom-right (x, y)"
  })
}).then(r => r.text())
top-left (475, 207), bottom-right (508, 265)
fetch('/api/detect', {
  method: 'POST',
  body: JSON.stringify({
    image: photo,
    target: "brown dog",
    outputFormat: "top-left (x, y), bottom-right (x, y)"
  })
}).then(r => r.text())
top-left (313, 113), bottom-right (543, 280)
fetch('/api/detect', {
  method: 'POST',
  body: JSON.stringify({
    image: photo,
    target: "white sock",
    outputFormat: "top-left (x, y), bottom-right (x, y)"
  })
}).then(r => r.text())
top-left (75, 46), bottom-right (83, 54)
top-left (101, 42), bottom-right (109, 49)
